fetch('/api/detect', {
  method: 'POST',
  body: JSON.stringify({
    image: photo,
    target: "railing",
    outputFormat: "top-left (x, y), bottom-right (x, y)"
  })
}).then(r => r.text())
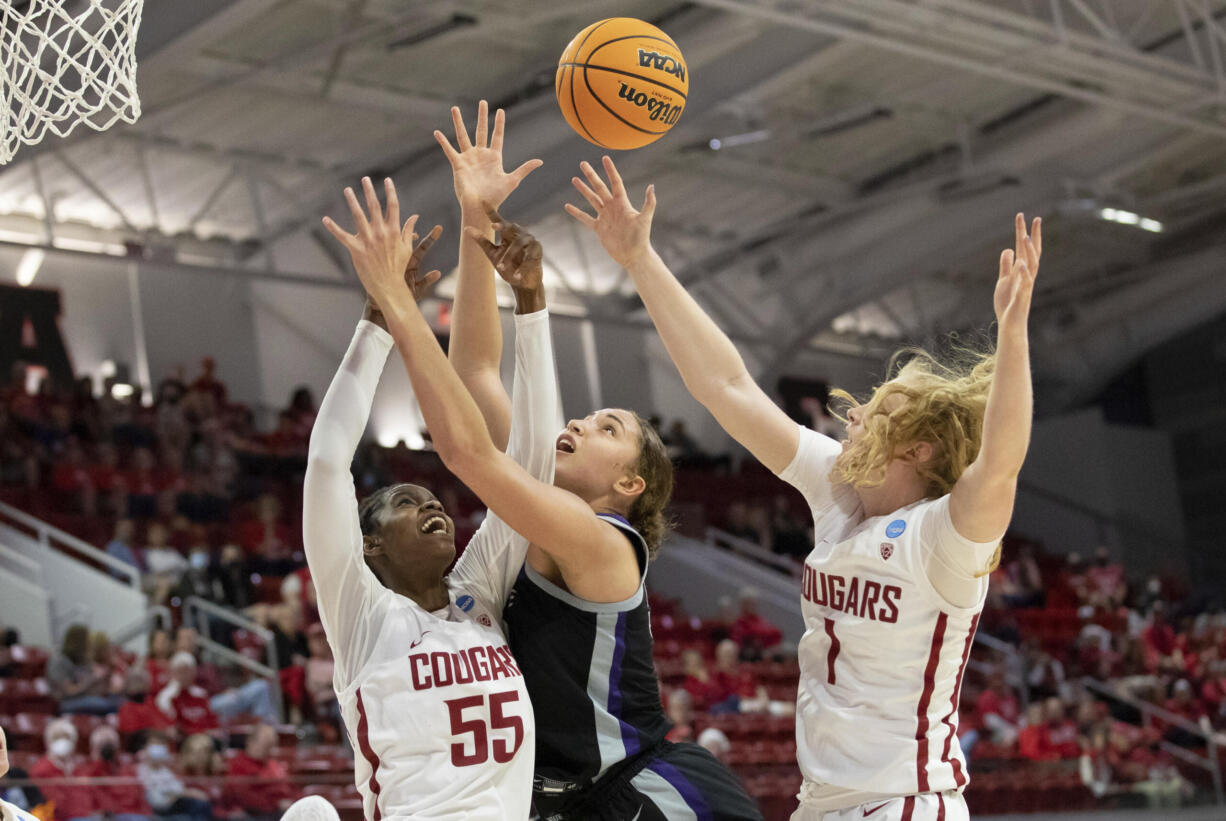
top-left (0, 499), bottom-right (140, 589)
top-left (111, 605), bottom-right (172, 649)
top-left (1082, 676), bottom-right (1224, 806)
top-left (706, 527), bottom-right (802, 576)
top-left (183, 596), bottom-right (284, 721)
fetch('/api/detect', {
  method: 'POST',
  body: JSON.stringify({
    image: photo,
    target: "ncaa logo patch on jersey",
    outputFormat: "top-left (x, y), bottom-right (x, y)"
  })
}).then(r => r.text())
top-left (885, 519), bottom-right (907, 538)
top-left (880, 542), bottom-right (894, 560)
top-left (456, 594), bottom-right (475, 612)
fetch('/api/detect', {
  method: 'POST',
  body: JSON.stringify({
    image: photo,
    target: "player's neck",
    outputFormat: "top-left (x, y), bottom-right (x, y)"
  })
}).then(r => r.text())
top-left (390, 578), bottom-right (449, 612)
top-left (855, 466), bottom-right (926, 518)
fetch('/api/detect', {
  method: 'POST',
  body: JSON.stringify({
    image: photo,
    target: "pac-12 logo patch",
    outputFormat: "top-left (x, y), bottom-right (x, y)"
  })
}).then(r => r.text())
top-left (477, 615), bottom-right (492, 627)
top-left (456, 594), bottom-right (475, 612)
top-left (880, 543), bottom-right (894, 561)
top-left (885, 519), bottom-right (907, 538)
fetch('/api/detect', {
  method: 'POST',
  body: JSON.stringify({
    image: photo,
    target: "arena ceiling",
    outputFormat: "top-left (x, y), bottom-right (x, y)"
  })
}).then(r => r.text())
top-left (2, 0), bottom-right (1226, 411)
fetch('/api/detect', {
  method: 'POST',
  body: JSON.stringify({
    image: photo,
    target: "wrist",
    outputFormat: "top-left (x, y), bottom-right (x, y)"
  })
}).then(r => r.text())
top-left (513, 286), bottom-right (546, 314)
top-left (621, 244), bottom-right (659, 275)
top-left (460, 203), bottom-right (492, 226)
top-left (362, 300), bottom-right (389, 331)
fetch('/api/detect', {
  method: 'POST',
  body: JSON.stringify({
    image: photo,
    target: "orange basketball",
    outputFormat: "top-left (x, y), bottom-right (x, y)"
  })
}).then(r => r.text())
top-left (556, 18), bottom-right (689, 150)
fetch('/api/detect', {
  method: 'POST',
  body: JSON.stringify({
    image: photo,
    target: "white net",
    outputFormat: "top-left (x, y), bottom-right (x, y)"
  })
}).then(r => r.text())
top-left (0, 0), bottom-right (144, 164)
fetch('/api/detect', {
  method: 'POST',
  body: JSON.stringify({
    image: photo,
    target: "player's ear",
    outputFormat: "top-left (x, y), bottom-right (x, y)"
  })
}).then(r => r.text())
top-left (362, 534), bottom-right (384, 557)
top-left (614, 472), bottom-right (646, 500)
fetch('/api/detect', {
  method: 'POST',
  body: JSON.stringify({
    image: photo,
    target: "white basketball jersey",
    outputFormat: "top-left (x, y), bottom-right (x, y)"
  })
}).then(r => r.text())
top-left (779, 426), bottom-right (990, 797)
top-left (335, 589), bottom-right (534, 821)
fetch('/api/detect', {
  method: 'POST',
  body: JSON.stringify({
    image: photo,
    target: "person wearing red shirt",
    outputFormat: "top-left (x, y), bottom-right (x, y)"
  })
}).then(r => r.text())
top-left (190, 357), bottom-right (228, 408)
top-left (663, 689), bottom-right (695, 743)
top-left (1043, 697), bottom-right (1081, 759)
top-left (224, 724), bottom-right (293, 818)
top-left (1142, 605), bottom-right (1179, 673)
top-left (1017, 703), bottom-right (1057, 761)
top-left (117, 668), bottom-right (173, 748)
top-left (51, 439), bottom-right (96, 515)
top-left (680, 649), bottom-right (721, 711)
top-left (974, 670), bottom-right (1021, 745)
top-left (30, 718), bottom-right (94, 821)
top-left (237, 494), bottom-right (294, 572)
top-left (78, 725), bottom-right (149, 820)
top-left (156, 653), bottom-right (219, 735)
top-left (728, 587), bottom-right (783, 660)
top-left (145, 628), bottom-right (173, 693)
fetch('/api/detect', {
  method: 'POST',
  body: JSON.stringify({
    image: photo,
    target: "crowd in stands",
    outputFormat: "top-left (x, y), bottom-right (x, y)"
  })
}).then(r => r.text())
top-left (4, 358), bottom-right (1226, 816)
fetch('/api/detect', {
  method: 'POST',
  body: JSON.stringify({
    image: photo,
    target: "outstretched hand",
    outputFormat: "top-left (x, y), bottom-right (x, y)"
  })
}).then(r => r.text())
top-left (995, 213), bottom-right (1041, 337)
top-left (463, 203), bottom-right (544, 291)
top-left (564, 155), bottom-right (656, 269)
top-left (435, 100), bottom-right (543, 214)
top-left (321, 177), bottom-right (443, 310)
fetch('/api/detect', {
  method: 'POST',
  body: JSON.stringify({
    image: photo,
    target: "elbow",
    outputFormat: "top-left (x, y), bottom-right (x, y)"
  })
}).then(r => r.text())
top-left (433, 432), bottom-right (491, 479)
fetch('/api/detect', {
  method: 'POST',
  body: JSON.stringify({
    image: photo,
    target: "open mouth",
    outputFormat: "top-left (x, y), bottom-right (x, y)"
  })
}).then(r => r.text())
top-left (419, 515), bottom-right (448, 535)
top-left (556, 433), bottom-right (576, 454)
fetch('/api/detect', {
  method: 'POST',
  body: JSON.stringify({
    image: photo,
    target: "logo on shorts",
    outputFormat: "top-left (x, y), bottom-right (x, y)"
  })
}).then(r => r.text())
top-left (885, 519), bottom-right (907, 538)
top-left (880, 543), bottom-right (894, 561)
top-left (456, 594), bottom-right (475, 612)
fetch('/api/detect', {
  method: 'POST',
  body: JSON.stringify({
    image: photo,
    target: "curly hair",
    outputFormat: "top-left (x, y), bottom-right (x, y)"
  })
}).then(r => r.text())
top-left (827, 341), bottom-right (1000, 572)
top-left (626, 412), bottom-right (674, 559)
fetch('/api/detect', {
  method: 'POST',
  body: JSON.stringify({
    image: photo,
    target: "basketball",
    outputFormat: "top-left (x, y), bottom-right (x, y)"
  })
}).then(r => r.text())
top-left (555, 17), bottom-right (689, 150)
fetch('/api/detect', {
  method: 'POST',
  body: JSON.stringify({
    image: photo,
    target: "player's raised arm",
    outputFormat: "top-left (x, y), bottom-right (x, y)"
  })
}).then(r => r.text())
top-left (323, 177), bottom-right (641, 600)
top-left (565, 155), bottom-right (803, 475)
top-left (435, 100), bottom-right (543, 450)
top-left (947, 214), bottom-right (1040, 544)
top-left (305, 208), bottom-right (440, 665)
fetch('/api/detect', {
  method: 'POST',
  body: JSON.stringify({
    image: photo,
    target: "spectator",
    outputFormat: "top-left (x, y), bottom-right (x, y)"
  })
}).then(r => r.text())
top-left (155, 653), bottom-right (219, 735)
top-left (1142, 603), bottom-right (1179, 674)
top-left (1163, 679), bottom-right (1209, 747)
top-left (663, 689), bottom-right (694, 743)
top-left (118, 667), bottom-right (173, 750)
top-left (47, 623), bottom-right (120, 715)
top-left (214, 544), bottom-right (254, 612)
top-left (974, 669), bottom-right (1020, 747)
top-left (89, 630), bottom-right (128, 697)
top-left (0, 629), bottom-right (20, 678)
top-left (999, 543), bottom-right (1043, 608)
top-left (51, 437), bottom-right (96, 515)
top-left (1017, 703), bottom-right (1055, 761)
top-left (106, 519), bottom-right (146, 578)
top-left (30, 718), bottom-right (92, 821)
top-left (189, 357), bottom-right (227, 408)
top-left (78, 725), bottom-right (148, 821)
top-left (680, 649), bottom-right (719, 712)
top-left (1086, 546), bottom-right (1126, 608)
top-left (722, 502), bottom-right (761, 545)
top-left (136, 732), bottom-right (210, 821)
top-left (1044, 697), bottom-right (1081, 758)
top-left (285, 387), bottom-right (316, 438)
top-left (696, 727), bottom-right (732, 763)
top-left (174, 542), bottom-right (221, 608)
top-left (180, 734), bottom-right (228, 817)
top-left (126, 447), bottom-right (162, 519)
top-left (729, 587), bottom-right (783, 660)
top-left (303, 623), bottom-right (337, 723)
top-left (1079, 723), bottom-right (1114, 798)
top-left (174, 629), bottom-right (277, 725)
top-left (238, 494), bottom-right (294, 575)
top-left (710, 639), bottom-right (758, 714)
top-left (145, 629), bottom-right (173, 693)
top-left (144, 524), bottom-right (187, 605)
top-left (224, 724), bottom-right (292, 819)
top-left (2, 723), bottom-right (50, 819)
top-left (1022, 640), bottom-right (1066, 700)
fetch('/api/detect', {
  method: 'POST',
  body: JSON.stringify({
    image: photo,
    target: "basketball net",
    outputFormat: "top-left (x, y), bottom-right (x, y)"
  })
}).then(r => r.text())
top-left (0, 0), bottom-right (144, 164)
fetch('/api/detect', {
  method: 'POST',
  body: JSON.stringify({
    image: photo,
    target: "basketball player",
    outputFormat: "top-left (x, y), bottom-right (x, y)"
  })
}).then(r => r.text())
top-left (306, 190), bottom-right (559, 818)
top-left (323, 167), bottom-right (762, 820)
top-left (565, 156), bottom-right (1041, 821)
top-left (0, 727), bottom-right (41, 821)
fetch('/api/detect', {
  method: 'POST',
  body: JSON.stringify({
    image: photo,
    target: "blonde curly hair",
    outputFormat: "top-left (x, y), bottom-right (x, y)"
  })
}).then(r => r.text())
top-left (827, 342), bottom-right (1000, 572)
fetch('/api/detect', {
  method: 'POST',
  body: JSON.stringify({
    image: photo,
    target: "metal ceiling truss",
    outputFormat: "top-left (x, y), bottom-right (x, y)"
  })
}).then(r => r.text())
top-left (692, 0), bottom-right (1226, 137)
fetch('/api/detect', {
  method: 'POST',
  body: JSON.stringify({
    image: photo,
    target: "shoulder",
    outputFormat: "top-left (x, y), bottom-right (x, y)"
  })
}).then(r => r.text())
top-left (596, 513), bottom-right (648, 573)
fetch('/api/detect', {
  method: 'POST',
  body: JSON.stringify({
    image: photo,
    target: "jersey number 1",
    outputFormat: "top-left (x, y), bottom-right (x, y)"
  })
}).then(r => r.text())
top-left (823, 618), bottom-right (840, 685)
top-left (446, 691), bottom-right (524, 766)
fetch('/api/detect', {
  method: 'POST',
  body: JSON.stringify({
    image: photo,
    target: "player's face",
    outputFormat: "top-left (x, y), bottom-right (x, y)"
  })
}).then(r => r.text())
top-left (0, 725), bottom-right (8, 778)
top-left (376, 484), bottom-right (456, 565)
top-left (553, 409), bottom-right (643, 499)
top-left (843, 382), bottom-right (909, 449)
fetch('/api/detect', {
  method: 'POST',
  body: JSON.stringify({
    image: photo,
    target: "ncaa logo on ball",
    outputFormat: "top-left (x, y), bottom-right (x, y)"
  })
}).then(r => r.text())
top-left (885, 519), bottom-right (907, 538)
top-left (456, 595), bottom-right (475, 613)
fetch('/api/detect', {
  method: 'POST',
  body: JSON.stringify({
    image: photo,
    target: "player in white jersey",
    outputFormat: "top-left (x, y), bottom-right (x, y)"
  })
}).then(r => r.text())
top-left (308, 164), bottom-right (557, 816)
top-left (564, 156), bottom-right (1043, 820)
top-left (1, 727), bottom-right (41, 821)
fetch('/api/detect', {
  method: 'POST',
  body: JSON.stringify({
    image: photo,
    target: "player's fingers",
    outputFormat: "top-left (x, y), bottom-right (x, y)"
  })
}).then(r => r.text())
top-left (401, 214), bottom-right (420, 244)
top-left (414, 224), bottom-right (444, 259)
top-left (564, 202), bottom-right (597, 228)
top-left (491, 108), bottom-right (506, 153)
top-left (451, 106), bottom-right (473, 152)
top-left (321, 216), bottom-right (358, 249)
top-left (1032, 217), bottom-right (1042, 258)
top-left (999, 248), bottom-right (1013, 280)
top-left (414, 269), bottom-right (443, 291)
top-left (475, 99), bottom-right (489, 149)
top-left (483, 201), bottom-right (507, 230)
top-left (361, 177), bottom-right (383, 225)
top-left (509, 158), bottom-right (544, 186)
top-left (579, 161), bottom-right (612, 202)
top-left (642, 184), bottom-right (656, 217)
top-left (499, 233), bottom-right (532, 272)
top-left (384, 178), bottom-right (400, 229)
top-left (344, 187), bottom-right (370, 235)
top-left (463, 225), bottom-right (500, 261)
top-left (602, 155), bottom-right (626, 199)
top-left (1023, 235), bottom-right (1040, 274)
top-left (571, 177), bottom-right (603, 212)
top-left (1014, 212), bottom-right (1026, 258)
top-left (433, 130), bottom-right (460, 165)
